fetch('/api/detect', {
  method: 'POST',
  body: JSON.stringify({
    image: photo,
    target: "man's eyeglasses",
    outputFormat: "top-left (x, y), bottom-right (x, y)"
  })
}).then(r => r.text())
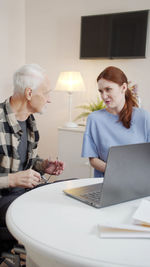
top-left (41, 174), bottom-right (52, 184)
top-left (41, 156), bottom-right (59, 184)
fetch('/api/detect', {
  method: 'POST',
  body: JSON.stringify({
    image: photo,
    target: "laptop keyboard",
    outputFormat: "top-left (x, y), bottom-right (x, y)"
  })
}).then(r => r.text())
top-left (80, 191), bottom-right (101, 202)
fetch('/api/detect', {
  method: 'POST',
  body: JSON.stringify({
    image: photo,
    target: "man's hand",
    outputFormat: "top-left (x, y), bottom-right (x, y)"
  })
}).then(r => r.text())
top-left (43, 159), bottom-right (64, 175)
top-left (8, 169), bottom-right (41, 188)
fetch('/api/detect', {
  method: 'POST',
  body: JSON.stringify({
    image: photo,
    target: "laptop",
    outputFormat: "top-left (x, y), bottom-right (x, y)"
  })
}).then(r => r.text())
top-left (63, 143), bottom-right (150, 208)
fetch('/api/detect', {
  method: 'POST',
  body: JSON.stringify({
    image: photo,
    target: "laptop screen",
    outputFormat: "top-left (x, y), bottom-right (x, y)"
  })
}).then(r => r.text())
top-left (100, 142), bottom-right (150, 207)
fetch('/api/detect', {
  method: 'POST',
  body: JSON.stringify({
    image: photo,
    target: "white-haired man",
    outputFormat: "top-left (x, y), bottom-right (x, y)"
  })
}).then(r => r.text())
top-left (0, 64), bottom-right (64, 231)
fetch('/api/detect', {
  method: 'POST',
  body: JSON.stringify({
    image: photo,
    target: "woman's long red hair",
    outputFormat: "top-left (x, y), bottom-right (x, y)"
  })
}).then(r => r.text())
top-left (97, 66), bottom-right (138, 128)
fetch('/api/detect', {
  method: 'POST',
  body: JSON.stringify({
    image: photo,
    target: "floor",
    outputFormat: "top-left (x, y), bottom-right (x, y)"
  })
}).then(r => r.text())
top-left (0, 259), bottom-right (26, 267)
top-left (2, 263), bottom-right (8, 267)
top-left (0, 250), bottom-right (26, 267)
top-left (0, 263), bottom-right (7, 267)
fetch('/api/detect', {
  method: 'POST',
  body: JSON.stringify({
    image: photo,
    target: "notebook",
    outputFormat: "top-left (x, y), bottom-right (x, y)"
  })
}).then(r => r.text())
top-left (63, 143), bottom-right (150, 208)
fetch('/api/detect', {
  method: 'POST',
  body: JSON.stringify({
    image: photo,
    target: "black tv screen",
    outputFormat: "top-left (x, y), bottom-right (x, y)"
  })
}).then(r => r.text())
top-left (80, 10), bottom-right (149, 59)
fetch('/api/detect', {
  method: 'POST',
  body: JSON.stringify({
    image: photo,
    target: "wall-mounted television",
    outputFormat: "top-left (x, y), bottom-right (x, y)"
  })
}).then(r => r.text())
top-left (80, 10), bottom-right (149, 59)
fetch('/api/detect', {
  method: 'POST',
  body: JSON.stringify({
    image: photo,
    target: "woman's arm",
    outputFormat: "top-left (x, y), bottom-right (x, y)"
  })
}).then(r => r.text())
top-left (89, 157), bottom-right (106, 173)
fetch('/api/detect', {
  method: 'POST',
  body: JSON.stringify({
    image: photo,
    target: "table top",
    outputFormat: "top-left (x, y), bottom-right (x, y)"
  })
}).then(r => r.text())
top-left (6, 178), bottom-right (150, 267)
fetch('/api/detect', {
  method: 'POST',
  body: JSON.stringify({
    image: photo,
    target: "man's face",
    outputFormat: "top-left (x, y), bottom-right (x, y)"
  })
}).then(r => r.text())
top-left (29, 75), bottom-right (51, 114)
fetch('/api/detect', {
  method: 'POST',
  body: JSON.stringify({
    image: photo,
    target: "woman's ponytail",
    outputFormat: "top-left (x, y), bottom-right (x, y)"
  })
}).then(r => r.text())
top-left (119, 89), bottom-right (138, 128)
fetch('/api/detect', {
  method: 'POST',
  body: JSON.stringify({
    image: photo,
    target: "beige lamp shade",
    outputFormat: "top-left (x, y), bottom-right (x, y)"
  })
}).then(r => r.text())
top-left (55, 71), bottom-right (85, 128)
top-left (55, 72), bottom-right (85, 93)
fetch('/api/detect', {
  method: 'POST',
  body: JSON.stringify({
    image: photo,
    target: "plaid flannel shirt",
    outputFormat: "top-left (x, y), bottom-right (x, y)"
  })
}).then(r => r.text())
top-left (0, 98), bottom-right (44, 190)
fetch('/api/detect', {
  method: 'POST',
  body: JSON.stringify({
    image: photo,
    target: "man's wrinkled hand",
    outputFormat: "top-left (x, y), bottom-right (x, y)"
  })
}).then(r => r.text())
top-left (44, 159), bottom-right (64, 175)
top-left (9, 169), bottom-right (41, 188)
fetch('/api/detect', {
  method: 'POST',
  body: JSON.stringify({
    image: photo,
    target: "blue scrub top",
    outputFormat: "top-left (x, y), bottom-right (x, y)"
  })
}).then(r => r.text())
top-left (82, 107), bottom-right (150, 177)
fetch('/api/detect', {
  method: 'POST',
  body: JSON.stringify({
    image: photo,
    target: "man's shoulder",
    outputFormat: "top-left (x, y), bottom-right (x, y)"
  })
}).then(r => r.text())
top-left (0, 100), bottom-right (7, 122)
top-left (0, 100), bottom-right (5, 112)
top-left (0, 100), bottom-right (5, 109)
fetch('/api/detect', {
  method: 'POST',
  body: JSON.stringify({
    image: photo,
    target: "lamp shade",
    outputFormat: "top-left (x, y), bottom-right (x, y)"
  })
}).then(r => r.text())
top-left (55, 72), bottom-right (85, 93)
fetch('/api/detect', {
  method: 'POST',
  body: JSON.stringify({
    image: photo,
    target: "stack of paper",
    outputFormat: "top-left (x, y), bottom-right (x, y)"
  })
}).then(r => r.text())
top-left (98, 199), bottom-right (150, 238)
top-left (133, 199), bottom-right (150, 226)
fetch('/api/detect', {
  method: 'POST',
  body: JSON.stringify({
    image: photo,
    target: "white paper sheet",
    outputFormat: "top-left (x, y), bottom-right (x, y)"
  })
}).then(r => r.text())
top-left (98, 223), bottom-right (150, 238)
top-left (98, 199), bottom-right (150, 238)
top-left (133, 199), bottom-right (150, 226)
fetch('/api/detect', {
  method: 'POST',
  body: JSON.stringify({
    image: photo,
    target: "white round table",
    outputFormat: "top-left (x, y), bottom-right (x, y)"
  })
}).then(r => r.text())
top-left (6, 178), bottom-right (150, 267)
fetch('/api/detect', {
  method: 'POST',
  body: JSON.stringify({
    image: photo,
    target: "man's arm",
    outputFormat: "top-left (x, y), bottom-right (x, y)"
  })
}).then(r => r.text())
top-left (0, 169), bottom-right (41, 189)
top-left (8, 169), bottom-right (41, 188)
top-left (0, 175), bottom-right (9, 188)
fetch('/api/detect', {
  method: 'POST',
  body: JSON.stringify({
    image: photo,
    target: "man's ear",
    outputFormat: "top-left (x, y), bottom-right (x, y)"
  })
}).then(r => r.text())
top-left (122, 83), bottom-right (127, 93)
top-left (25, 88), bottom-right (32, 100)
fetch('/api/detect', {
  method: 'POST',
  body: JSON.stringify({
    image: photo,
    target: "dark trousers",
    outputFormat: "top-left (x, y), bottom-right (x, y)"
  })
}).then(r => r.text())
top-left (0, 189), bottom-right (26, 227)
top-left (0, 189), bottom-right (25, 255)
top-left (0, 178), bottom-right (77, 255)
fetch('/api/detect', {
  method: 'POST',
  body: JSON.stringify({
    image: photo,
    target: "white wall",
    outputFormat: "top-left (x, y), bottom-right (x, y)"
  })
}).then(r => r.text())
top-left (0, 0), bottom-right (26, 101)
top-left (26, 0), bottom-right (150, 159)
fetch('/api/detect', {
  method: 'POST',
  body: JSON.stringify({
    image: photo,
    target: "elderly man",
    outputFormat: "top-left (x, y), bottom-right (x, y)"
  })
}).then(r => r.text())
top-left (0, 64), bottom-right (64, 228)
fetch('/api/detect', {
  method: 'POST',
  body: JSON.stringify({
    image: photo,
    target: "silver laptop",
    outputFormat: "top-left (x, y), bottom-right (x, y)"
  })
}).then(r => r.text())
top-left (63, 143), bottom-right (150, 208)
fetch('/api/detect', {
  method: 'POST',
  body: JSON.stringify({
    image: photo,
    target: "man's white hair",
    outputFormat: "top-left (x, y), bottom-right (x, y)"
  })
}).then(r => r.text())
top-left (13, 64), bottom-right (46, 94)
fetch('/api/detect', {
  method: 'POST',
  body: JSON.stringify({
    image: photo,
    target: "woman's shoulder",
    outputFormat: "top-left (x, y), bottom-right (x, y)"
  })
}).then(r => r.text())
top-left (133, 107), bottom-right (150, 119)
top-left (86, 109), bottom-right (118, 130)
top-left (88, 109), bottom-right (107, 119)
top-left (88, 109), bottom-right (119, 123)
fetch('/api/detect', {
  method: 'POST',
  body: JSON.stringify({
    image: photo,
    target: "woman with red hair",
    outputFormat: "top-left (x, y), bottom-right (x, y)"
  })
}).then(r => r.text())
top-left (82, 66), bottom-right (150, 177)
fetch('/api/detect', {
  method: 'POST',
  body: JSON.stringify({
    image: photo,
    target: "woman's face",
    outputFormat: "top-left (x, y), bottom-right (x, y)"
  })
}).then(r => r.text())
top-left (98, 78), bottom-right (127, 114)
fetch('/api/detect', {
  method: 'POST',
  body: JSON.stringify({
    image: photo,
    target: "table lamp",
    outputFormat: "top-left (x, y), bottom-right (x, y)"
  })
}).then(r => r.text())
top-left (55, 71), bottom-right (85, 128)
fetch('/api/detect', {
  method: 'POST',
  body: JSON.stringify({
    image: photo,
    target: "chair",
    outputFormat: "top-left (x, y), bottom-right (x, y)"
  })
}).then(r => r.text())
top-left (0, 227), bottom-right (26, 267)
